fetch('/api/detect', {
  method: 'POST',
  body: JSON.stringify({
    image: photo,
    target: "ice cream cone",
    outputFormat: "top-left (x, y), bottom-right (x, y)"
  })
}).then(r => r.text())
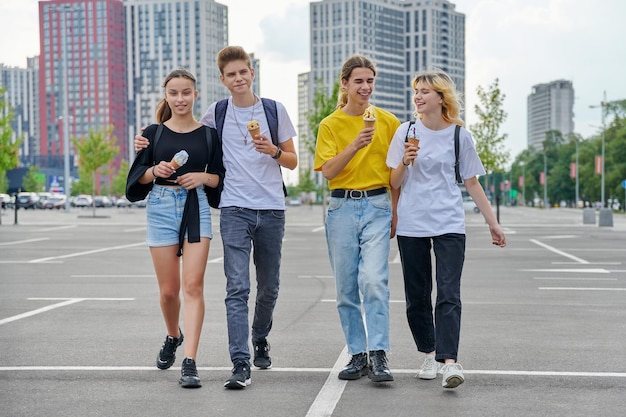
top-left (247, 120), bottom-right (260, 139)
top-left (363, 118), bottom-right (376, 129)
top-left (408, 138), bottom-right (419, 165)
top-left (170, 150), bottom-right (189, 170)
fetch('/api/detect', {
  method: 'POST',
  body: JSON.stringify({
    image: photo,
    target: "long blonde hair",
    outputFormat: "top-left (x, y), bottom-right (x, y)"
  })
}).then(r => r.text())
top-left (412, 70), bottom-right (464, 126)
top-left (155, 67), bottom-right (197, 123)
top-left (336, 55), bottom-right (376, 109)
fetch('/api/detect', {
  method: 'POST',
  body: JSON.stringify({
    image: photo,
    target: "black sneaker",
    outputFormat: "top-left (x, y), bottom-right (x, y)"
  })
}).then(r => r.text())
top-left (179, 357), bottom-right (201, 388)
top-left (338, 352), bottom-right (369, 380)
top-left (253, 338), bottom-right (272, 369)
top-left (156, 329), bottom-right (184, 370)
top-left (224, 360), bottom-right (252, 389)
top-left (368, 350), bottom-right (394, 382)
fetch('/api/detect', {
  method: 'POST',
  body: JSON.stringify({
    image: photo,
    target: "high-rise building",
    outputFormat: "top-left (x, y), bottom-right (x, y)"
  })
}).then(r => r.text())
top-left (527, 80), bottom-right (575, 150)
top-left (39, 0), bottom-right (127, 173)
top-left (0, 58), bottom-right (39, 166)
top-left (301, 0), bottom-right (465, 184)
top-left (124, 0), bottom-right (228, 161)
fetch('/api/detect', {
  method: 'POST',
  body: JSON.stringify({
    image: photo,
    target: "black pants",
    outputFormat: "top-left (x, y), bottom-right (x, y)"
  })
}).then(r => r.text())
top-left (397, 233), bottom-right (465, 363)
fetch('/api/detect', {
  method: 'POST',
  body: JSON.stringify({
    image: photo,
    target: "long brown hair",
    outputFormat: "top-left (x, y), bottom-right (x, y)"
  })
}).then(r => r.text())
top-left (336, 55), bottom-right (376, 109)
top-left (155, 67), bottom-right (197, 123)
top-left (412, 70), bottom-right (464, 126)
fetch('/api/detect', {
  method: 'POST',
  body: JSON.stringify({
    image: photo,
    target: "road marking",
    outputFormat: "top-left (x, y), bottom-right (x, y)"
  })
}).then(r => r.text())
top-left (71, 275), bottom-right (155, 278)
top-left (530, 239), bottom-right (589, 264)
top-left (0, 367), bottom-right (623, 379)
top-left (312, 226), bottom-right (325, 233)
top-left (37, 225), bottom-right (77, 232)
top-left (208, 256), bottom-right (223, 263)
top-left (541, 235), bottom-right (576, 239)
top-left (539, 287), bottom-right (626, 291)
top-left (305, 346), bottom-right (350, 417)
top-left (124, 227), bottom-right (146, 232)
top-left (551, 262), bottom-right (621, 265)
top-left (0, 237), bottom-right (50, 246)
top-left (523, 268), bottom-right (609, 273)
top-left (533, 277), bottom-right (617, 281)
top-left (299, 275), bottom-right (334, 279)
top-left (29, 242), bottom-right (145, 263)
top-left (0, 298), bottom-right (134, 326)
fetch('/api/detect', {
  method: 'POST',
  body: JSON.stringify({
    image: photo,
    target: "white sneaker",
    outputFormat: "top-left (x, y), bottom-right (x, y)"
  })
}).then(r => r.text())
top-left (418, 355), bottom-right (438, 380)
top-left (441, 363), bottom-right (464, 389)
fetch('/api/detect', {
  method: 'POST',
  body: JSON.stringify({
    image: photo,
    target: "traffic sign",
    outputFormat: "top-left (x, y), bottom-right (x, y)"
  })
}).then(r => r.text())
top-left (622, 179), bottom-right (626, 189)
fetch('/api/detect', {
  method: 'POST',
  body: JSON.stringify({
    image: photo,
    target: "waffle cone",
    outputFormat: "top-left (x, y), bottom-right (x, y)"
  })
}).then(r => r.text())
top-left (363, 119), bottom-right (376, 129)
top-left (408, 138), bottom-right (419, 165)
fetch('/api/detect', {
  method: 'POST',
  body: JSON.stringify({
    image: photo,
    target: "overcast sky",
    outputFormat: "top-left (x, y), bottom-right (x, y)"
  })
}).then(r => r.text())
top-left (1, 0), bottom-right (625, 164)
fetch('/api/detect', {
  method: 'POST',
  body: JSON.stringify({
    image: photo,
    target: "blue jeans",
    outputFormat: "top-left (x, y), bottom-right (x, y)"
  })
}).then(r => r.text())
top-left (397, 233), bottom-right (465, 363)
top-left (220, 207), bottom-right (285, 364)
top-left (325, 193), bottom-right (392, 354)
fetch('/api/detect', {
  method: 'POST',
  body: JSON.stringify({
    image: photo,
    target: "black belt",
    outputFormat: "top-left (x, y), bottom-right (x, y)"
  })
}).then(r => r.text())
top-left (331, 187), bottom-right (387, 199)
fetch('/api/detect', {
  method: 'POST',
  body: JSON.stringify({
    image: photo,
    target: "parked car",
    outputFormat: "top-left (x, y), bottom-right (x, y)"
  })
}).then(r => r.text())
top-left (16, 192), bottom-right (40, 209)
top-left (72, 195), bottom-right (93, 208)
top-left (36, 192), bottom-right (53, 209)
top-left (462, 196), bottom-right (480, 213)
top-left (0, 193), bottom-right (10, 209)
top-left (116, 196), bottom-right (130, 208)
top-left (41, 195), bottom-right (67, 209)
top-left (94, 196), bottom-right (114, 207)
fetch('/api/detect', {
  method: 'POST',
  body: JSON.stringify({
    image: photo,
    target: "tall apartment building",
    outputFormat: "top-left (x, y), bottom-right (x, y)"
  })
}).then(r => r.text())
top-left (0, 58), bottom-right (39, 166)
top-left (39, 0), bottom-right (127, 173)
top-left (300, 0), bottom-right (465, 183)
top-left (527, 80), bottom-right (575, 150)
top-left (124, 0), bottom-right (228, 161)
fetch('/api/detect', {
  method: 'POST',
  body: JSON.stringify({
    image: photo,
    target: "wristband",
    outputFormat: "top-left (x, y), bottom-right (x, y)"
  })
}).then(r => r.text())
top-left (272, 148), bottom-right (282, 160)
top-left (151, 165), bottom-right (158, 178)
top-left (402, 159), bottom-right (410, 167)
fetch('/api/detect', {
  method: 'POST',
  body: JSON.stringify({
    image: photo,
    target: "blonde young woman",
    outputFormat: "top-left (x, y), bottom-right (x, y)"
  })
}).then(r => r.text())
top-left (126, 67), bottom-right (223, 388)
top-left (386, 70), bottom-right (506, 389)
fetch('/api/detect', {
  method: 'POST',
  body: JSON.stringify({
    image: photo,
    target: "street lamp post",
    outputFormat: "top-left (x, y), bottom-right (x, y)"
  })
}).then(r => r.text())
top-left (590, 91), bottom-right (613, 227)
top-left (61, 7), bottom-right (71, 210)
top-left (543, 149), bottom-right (548, 209)
top-left (575, 138), bottom-right (579, 207)
top-left (519, 160), bottom-right (525, 206)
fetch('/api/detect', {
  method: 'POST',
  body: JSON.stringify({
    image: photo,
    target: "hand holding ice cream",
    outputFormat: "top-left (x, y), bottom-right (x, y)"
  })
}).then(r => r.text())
top-left (406, 124), bottom-right (419, 166)
top-left (170, 150), bottom-right (189, 170)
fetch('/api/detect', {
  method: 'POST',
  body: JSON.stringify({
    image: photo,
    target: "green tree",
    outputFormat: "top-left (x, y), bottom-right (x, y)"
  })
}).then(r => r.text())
top-left (470, 79), bottom-right (510, 193)
top-left (0, 87), bottom-right (22, 192)
top-left (72, 125), bottom-right (119, 216)
top-left (305, 79), bottom-right (339, 214)
top-left (22, 165), bottom-right (45, 192)
top-left (111, 159), bottom-right (129, 197)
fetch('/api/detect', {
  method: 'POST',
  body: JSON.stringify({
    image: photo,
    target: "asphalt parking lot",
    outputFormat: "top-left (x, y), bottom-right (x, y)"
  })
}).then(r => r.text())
top-left (1, 205), bottom-right (625, 417)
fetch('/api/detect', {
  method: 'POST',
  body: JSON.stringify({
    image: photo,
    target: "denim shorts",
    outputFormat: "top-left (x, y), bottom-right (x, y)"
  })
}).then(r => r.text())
top-left (146, 185), bottom-right (212, 247)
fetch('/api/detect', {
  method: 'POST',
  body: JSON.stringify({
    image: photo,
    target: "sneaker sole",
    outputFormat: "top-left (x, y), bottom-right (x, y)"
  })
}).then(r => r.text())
top-left (443, 375), bottom-right (464, 389)
top-left (418, 372), bottom-right (437, 380)
top-left (180, 377), bottom-right (202, 388)
top-left (156, 357), bottom-right (175, 370)
top-left (253, 360), bottom-right (272, 369)
top-left (224, 378), bottom-right (251, 389)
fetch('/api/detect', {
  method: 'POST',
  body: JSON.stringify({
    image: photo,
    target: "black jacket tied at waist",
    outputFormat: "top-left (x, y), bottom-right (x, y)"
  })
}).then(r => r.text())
top-left (177, 188), bottom-right (200, 257)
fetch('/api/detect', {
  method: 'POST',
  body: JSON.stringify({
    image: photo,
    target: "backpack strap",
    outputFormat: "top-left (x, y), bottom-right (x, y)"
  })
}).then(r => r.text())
top-left (454, 125), bottom-right (462, 184)
top-left (215, 98), bottom-right (229, 138)
top-left (151, 123), bottom-right (164, 165)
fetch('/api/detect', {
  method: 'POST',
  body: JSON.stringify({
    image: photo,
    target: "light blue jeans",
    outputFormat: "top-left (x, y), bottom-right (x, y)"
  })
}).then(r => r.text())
top-left (325, 193), bottom-right (392, 354)
top-left (220, 206), bottom-right (285, 364)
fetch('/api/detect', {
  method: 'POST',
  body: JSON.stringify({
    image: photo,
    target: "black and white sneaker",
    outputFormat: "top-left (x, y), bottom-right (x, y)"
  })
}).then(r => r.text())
top-left (156, 330), bottom-right (184, 370)
top-left (253, 338), bottom-right (272, 369)
top-left (224, 360), bottom-right (251, 389)
top-left (179, 357), bottom-right (201, 388)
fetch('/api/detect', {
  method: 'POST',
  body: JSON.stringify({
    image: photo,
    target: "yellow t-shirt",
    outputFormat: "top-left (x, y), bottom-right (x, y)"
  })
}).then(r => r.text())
top-left (314, 106), bottom-right (400, 190)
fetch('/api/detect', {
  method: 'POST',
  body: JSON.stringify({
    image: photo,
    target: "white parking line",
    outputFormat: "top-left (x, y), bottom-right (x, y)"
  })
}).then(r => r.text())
top-left (530, 239), bottom-right (589, 264)
top-left (539, 287), bottom-right (626, 291)
top-left (0, 237), bottom-right (50, 246)
top-left (305, 346), bottom-right (350, 417)
top-left (0, 298), bottom-right (135, 326)
top-left (29, 242), bottom-right (145, 263)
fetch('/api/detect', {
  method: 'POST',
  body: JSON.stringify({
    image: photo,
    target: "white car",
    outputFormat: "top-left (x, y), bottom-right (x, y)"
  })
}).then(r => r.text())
top-left (463, 196), bottom-right (480, 213)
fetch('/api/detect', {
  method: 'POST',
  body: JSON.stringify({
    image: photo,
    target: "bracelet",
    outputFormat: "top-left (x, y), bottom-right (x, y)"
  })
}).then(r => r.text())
top-left (272, 148), bottom-right (282, 160)
top-left (402, 159), bottom-right (410, 166)
top-left (151, 165), bottom-right (158, 178)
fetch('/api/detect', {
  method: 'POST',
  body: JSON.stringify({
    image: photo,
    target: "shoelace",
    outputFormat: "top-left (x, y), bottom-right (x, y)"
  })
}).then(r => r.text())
top-left (182, 360), bottom-right (198, 377)
top-left (440, 363), bottom-right (463, 374)
top-left (255, 341), bottom-right (270, 357)
top-left (345, 353), bottom-right (366, 367)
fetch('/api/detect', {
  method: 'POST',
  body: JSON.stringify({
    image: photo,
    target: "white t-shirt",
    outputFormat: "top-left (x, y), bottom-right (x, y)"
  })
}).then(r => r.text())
top-left (386, 120), bottom-right (486, 237)
top-left (200, 97), bottom-right (296, 210)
